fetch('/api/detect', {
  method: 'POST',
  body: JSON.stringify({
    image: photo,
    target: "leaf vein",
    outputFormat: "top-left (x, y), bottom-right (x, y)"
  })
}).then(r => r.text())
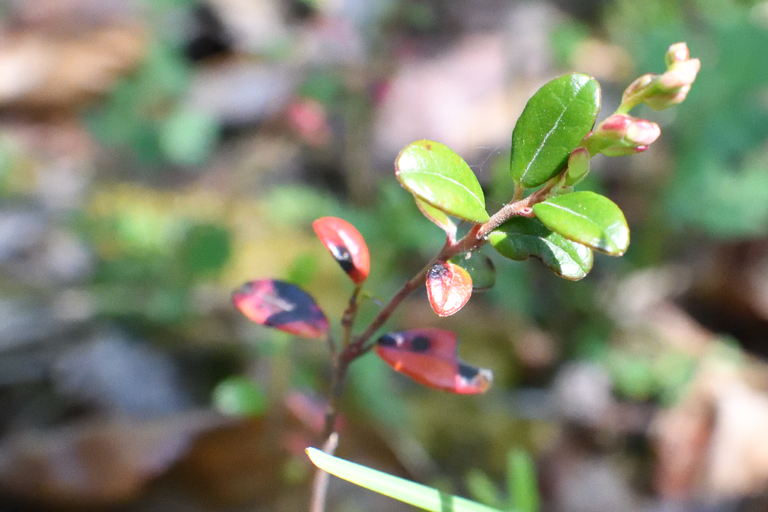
top-left (542, 202), bottom-right (593, 225)
top-left (405, 170), bottom-right (484, 209)
top-left (520, 93), bottom-right (571, 181)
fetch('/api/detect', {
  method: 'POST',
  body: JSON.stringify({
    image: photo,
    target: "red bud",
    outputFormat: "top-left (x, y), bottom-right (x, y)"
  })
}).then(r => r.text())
top-left (592, 114), bottom-right (660, 156)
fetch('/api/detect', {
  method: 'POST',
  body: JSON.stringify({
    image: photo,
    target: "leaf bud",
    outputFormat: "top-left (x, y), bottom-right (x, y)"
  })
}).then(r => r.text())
top-left (564, 147), bottom-right (590, 186)
top-left (591, 114), bottom-right (660, 156)
top-left (621, 73), bottom-right (655, 105)
top-left (620, 42), bottom-right (700, 112)
top-left (645, 58), bottom-right (700, 110)
top-left (665, 42), bottom-right (690, 66)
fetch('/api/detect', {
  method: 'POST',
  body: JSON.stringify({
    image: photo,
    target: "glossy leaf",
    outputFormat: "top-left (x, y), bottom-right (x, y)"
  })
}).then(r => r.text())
top-left (395, 140), bottom-right (490, 224)
top-left (449, 252), bottom-right (496, 291)
top-left (375, 329), bottom-right (492, 394)
top-left (510, 74), bottom-right (600, 188)
top-left (416, 198), bottom-right (457, 239)
top-left (312, 216), bottom-right (370, 285)
top-left (532, 191), bottom-right (629, 256)
top-left (426, 261), bottom-right (473, 317)
top-left (488, 216), bottom-right (593, 280)
top-left (306, 448), bottom-right (504, 512)
top-left (232, 279), bottom-right (329, 338)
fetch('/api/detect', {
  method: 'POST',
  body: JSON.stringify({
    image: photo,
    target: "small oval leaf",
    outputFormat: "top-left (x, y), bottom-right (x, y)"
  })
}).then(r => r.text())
top-left (375, 329), bottom-right (492, 394)
top-left (233, 279), bottom-right (329, 338)
top-left (396, 140), bottom-right (490, 224)
top-left (488, 216), bottom-right (593, 280)
top-left (511, 74), bottom-right (601, 188)
top-left (426, 261), bottom-right (473, 316)
top-left (532, 191), bottom-right (629, 255)
top-left (416, 198), bottom-right (457, 239)
top-left (313, 216), bottom-right (370, 285)
top-left (449, 252), bottom-right (496, 291)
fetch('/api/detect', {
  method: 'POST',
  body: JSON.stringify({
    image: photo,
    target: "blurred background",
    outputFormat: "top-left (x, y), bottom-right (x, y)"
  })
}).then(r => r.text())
top-left (1, 0), bottom-right (768, 511)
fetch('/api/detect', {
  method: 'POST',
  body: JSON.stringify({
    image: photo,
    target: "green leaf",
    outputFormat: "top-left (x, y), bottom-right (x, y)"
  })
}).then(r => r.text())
top-left (466, 469), bottom-right (505, 510)
top-left (159, 107), bottom-right (220, 166)
top-left (533, 191), bottom-right (629, 256)
top-left (213, 376), bottom-right (268, 417)
top-left (306, 448), bottom-right (505, 512)
top-left (182, 223), bottom-right (232, 277)
top-left (488, 217), bottom-right (592, 280)
top-left (507, 450), bottom-right (539, 512)
top-left (510, 74), bottom-right (600, 188)
top-left (396, 140), bottom-right (490, 224)
top-left (416, 198), bottom-right (457, 237)
top-left (449, 252), bottom-right (496, 290)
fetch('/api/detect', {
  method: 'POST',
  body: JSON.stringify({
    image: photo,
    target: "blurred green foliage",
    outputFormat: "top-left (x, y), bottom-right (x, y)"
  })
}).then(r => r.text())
top-left (85, 3), bottom-right (220, 167)
top-left (214, 375), bottom-right (269, 416)
top-left (607, 0), bottom-right (768, 238)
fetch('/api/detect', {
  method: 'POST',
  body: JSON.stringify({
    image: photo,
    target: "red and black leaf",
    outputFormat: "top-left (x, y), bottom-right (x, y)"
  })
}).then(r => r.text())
top-left (375, 328), bottom-right (492, 394)
top-left (312, 217), bottom-right (370, 285)
top-left (426, 261), bottom-right (473, 316)
top-left (232, 279), bottom-right (329, 339)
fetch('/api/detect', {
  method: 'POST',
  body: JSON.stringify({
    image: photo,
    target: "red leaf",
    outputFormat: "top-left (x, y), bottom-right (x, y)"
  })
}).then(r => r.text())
top-left (312, 217), bottom-right (370, 285)
top-left (375, 329), bottom-right (492, 394)
top-left (232, 279), bottom-right (328, 339)
top-left (426, 261), bottom-right (473, 316)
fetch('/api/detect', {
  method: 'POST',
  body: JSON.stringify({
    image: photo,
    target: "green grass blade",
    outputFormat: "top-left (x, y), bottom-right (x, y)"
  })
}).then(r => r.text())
top-left (307, 448), bottom-right (504, 512)
top-left (507, 450), bottom-right (540, 512)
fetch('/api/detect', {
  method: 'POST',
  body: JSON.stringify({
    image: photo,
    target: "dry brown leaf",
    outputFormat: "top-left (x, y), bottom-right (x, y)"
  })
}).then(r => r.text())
top-left (0, 411), bottom-right (228, 508)
top-left (0, 24), bottom-right (146, 113)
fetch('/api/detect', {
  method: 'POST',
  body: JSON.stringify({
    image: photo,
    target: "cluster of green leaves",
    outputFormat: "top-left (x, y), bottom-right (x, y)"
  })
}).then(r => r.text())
top-left (395, 73), bottom-right (628, 285)
top-left (86, 2), bottom-right (220, 166)
top-left (296, 43), bottom-right (698, 511)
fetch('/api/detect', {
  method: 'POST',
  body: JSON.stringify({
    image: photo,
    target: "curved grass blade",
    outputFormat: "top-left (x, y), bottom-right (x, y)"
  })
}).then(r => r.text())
top-left (306, 448), bottom-right (505, 512)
